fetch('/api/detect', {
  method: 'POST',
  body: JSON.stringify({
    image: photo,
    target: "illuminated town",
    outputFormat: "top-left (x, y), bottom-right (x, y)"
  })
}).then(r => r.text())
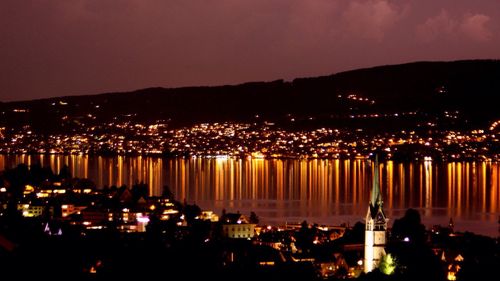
top-left (1, 116), bottom-right (499, 161)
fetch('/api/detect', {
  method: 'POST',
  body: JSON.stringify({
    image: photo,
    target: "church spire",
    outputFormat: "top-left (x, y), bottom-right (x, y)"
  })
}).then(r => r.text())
top-left (364, 154), bottom-right (388, 273)
top-left (370, 155), bottom-right (382, 208)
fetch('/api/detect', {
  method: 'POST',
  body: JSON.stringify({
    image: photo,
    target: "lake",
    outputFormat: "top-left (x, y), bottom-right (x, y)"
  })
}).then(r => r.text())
top-left (1, 155), bottom-right (499, 237)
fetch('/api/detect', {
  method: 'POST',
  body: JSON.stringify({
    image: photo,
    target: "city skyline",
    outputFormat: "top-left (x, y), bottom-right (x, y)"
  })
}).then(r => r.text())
top-left (1, 0), bottom-right (500, 101)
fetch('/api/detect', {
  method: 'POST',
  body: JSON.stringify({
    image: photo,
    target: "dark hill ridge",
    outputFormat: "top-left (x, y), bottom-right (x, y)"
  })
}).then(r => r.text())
top-left (294, 60), bottom-right (500, 111)
top-left (1, 59), bottom-right (500, 132)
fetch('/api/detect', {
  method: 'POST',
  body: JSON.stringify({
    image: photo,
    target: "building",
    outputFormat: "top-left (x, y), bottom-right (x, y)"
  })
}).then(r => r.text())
top-left (197, 210), bottom-right (219, 222)
top-left (17, 203), bottom-right (44, 217)
top-left (364, 158), bottom-right (388, 273)
top-left (221, 213), bottom-right (255, 239)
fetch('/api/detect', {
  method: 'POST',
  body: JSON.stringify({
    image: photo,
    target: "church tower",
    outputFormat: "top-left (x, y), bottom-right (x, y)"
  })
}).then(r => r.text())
top-left (364, 157), bottom-right (388, 273)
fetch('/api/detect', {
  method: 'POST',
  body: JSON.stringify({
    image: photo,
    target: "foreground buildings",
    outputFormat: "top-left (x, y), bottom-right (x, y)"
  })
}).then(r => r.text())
top-left (0, 164), bottom-right (498, 280)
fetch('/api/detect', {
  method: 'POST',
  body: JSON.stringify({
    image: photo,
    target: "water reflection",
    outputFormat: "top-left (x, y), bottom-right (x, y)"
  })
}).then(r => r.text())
top-left (0, 155), bottom-right (498, 236)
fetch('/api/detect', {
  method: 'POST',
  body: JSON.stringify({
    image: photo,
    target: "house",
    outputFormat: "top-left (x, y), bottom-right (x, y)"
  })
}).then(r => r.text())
top-left (221, 213), bottom-right (256, 239)
top-left (17, 203), bottom-right (44, 217)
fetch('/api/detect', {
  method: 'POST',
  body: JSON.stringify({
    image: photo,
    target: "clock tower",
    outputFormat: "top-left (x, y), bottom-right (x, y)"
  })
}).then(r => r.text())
top-left (364, 157), bottom-right (388, 273)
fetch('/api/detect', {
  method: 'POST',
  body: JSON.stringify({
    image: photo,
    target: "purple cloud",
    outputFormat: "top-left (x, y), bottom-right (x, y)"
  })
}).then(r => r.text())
top-left (460, 14), bottom-right (492, 42)
top-left (416, 10), bottom-right (457, 43)
top-left (342, 0), bottom-right (407, 41)
top-left (416, 10), bottom-right (493, 43)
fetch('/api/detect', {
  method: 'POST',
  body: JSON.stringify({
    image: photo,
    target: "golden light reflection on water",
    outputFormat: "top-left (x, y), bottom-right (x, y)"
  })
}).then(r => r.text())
top-left (386, 161), bottom-right (394, 210)
top-left (492, 163), bottom-right (499, 217)
top-left (397, 163), bottom-right (405, 210)
top-left (424, 160), bottom-right (432, 217)
top-left (1, 155), bottom-right (499, 236)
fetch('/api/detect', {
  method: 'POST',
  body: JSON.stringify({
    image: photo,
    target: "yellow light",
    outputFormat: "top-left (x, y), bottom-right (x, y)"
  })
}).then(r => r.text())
top-left (380, 254), bottom-right (397, 275)
top-left (163, 209), bottom-right (178, 215)
top-left (251, 152), bottom-right (265, 159)
top-left (36, 192), bottom-right (49, 198)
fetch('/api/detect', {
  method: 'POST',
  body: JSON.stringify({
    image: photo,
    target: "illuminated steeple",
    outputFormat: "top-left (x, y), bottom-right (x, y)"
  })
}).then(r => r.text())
top-left (364, 155), bottom-right (388, 273)
top-left (370, 155), bottom-right (382, 209)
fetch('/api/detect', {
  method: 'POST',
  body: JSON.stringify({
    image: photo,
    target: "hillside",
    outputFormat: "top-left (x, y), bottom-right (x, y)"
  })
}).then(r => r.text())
top-left (1, 60), bottom-right (500, 133)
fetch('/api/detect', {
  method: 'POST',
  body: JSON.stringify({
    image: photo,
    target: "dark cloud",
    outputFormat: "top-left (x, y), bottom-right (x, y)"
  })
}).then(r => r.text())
top-left (1, 0), bottom-right (499, 101)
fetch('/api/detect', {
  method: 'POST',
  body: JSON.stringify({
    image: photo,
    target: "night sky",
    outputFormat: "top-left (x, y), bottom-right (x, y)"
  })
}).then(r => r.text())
top-left (1, 0), bottom-right (499, 102)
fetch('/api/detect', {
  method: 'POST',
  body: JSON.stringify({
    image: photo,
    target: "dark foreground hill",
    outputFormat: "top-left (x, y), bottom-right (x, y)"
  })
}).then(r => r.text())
top-left (1, 59), bottom-right (499, 133)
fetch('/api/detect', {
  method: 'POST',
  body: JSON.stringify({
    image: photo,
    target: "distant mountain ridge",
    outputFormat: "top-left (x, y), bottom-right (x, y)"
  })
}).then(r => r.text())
top-left (1, 59), bottom-right (500, 132)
